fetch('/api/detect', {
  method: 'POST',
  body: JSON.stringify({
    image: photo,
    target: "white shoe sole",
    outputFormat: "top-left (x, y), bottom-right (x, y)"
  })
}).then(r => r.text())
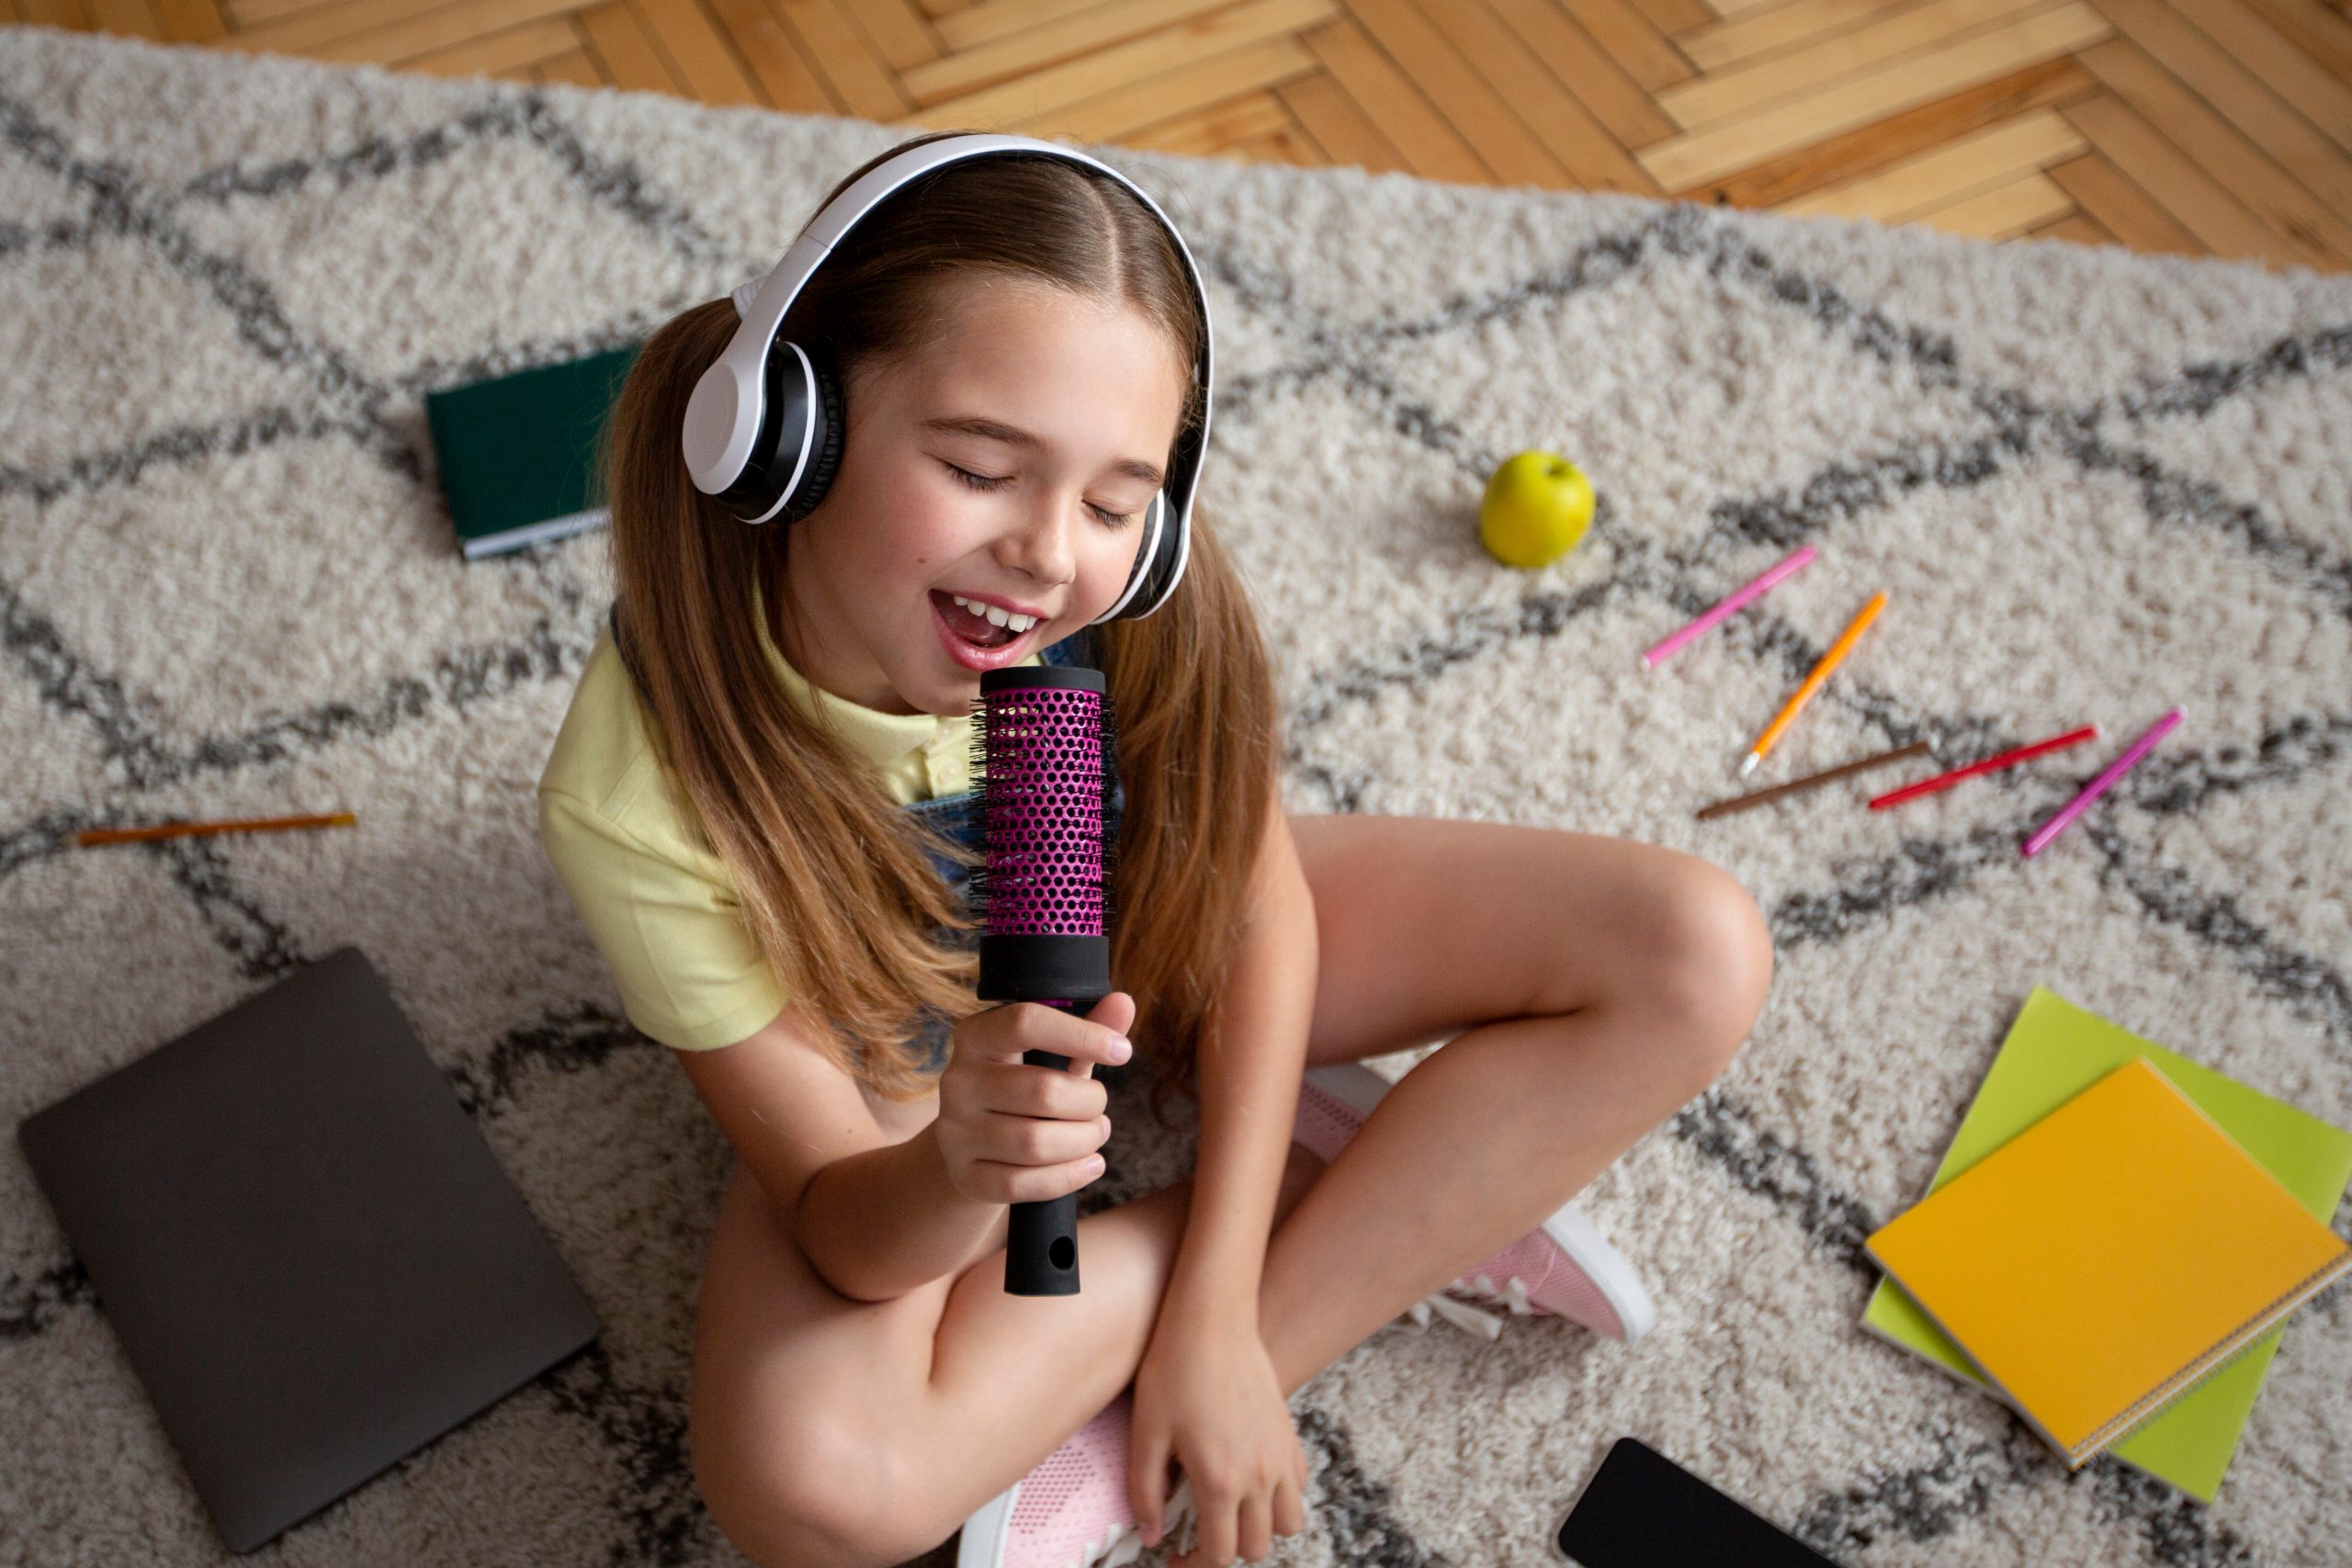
top-left (1535, 1198), bottom-right (1657, 1342)
top-left (1306, 1061), bottom-right (1658, 1343)
top-left (1302, 1060), bottom-right (1397, 1119)
top-left (957, 1483), bottom-right (1015, 1568)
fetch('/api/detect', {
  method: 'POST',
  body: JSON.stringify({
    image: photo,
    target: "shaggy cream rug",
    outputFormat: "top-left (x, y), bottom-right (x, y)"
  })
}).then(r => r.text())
top-left (3, 23), bottom-right (2347, 1568)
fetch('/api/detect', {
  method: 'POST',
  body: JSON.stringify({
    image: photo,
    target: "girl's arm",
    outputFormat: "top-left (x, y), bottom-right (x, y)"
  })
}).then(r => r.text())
top-left (1162, 793), bottom-right (1319, 1322)
top-left (673, 1009), bottom-right (1002, 1304)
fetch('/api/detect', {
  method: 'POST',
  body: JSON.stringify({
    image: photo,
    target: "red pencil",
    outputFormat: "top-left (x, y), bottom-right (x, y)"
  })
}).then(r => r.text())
top-left (1868, 725), bottom-right (2101, 810)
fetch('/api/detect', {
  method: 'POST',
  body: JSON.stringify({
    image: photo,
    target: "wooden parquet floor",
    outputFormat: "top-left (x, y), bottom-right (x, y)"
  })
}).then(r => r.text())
top-left (20, 0), bottom-right (2352, 272)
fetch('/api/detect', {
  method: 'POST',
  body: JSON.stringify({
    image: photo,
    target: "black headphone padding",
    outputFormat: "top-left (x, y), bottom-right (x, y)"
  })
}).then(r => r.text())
top-left (778, 349), bottom-right (847, 525)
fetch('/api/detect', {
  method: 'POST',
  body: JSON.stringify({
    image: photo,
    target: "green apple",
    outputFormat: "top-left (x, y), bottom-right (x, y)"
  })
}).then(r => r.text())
top-left (1479, 452), bottom-right (1595, 569)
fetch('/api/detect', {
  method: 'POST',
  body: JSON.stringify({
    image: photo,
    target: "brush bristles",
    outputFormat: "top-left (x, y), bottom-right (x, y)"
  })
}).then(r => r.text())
top-left (965, 687), bottom-right (1121, 939)
top-left (1099, 692), bottom-right (1121, 934)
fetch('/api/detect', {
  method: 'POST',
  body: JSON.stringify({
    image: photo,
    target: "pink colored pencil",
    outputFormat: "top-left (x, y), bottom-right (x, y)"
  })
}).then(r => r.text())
top-left (1643, 546), bottom-right (1817, 668)
top-left (2020, 708), bottom-right (2184, 858)
top-left (1869, 723), bottom-right (2101, 811)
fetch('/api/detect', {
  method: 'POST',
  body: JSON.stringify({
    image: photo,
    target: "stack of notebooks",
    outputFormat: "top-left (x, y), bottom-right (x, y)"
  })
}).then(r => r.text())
top-left (1862, 987), bottom-right (2352, 1502)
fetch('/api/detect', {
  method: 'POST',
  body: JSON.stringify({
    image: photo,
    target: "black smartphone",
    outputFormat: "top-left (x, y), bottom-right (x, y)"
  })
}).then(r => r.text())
top-left (1554, 1438), bottom-right (1843, 1567)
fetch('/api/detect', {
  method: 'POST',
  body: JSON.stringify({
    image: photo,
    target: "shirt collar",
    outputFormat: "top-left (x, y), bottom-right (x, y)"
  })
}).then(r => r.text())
top-left (751, 574), bottom-right (1040, 785)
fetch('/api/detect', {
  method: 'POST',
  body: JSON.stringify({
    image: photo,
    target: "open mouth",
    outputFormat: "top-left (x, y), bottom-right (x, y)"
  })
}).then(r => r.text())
top-left (932, 590), bottom-right (1023, 649)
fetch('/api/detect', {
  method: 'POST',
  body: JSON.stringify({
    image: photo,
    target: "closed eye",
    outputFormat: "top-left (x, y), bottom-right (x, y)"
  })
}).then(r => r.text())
top-left (941, 461), bottom-right (1137, 528)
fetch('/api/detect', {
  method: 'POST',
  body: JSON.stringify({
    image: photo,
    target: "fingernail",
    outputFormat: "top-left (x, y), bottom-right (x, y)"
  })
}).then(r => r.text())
top-left (1111, 1035), bottom-right (1133, 1063)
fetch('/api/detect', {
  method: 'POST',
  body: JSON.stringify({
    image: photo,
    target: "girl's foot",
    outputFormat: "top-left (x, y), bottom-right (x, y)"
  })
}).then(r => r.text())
top-left (956, 1390), bottom-right (1197, 1568)
top-left (1292, 1062), bottom-right (1657, 1343)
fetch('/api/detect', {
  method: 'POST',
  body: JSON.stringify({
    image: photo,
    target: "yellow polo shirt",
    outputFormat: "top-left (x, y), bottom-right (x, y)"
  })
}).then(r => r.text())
top-left (537, 577), bottom-right (1039, 1051)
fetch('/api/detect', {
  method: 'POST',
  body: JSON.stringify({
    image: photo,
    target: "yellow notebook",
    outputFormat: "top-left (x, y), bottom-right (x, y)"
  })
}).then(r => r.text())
top-left (1865, 1055), bottom-right (2351, 1470)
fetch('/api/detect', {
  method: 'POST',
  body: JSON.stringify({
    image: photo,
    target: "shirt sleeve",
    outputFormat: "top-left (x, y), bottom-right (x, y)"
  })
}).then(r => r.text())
top-left (537, 785), bottom-right (789, 1051)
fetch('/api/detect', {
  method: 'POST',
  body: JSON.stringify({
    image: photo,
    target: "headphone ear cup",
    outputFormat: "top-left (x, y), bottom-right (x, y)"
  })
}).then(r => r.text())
top-left (779, 351), bottom-right (846, 525)
top-left (1094, 490), bottom-right (1170, 624)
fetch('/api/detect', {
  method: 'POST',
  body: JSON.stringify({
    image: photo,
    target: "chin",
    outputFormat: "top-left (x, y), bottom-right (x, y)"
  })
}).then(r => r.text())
top-left (922, 663), bottom-right (981, 707)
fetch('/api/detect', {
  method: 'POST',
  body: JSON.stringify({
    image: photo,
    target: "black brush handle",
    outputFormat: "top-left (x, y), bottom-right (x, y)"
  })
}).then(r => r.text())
top-left (1007, 1028), bottom-right (1083, 1297)
top-left (989, 971), bottom-right (1107, 1296)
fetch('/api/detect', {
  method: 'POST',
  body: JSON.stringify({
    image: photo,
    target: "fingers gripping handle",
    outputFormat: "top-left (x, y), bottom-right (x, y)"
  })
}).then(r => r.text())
top-left (1007, 1021), bottom-right (1084, 1298)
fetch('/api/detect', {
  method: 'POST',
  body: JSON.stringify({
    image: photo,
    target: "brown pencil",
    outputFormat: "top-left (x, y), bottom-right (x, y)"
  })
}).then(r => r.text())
top-left (76, 811), bottom-right (356, 847)
top-left (1696, 740), bottom-right (1933, 821)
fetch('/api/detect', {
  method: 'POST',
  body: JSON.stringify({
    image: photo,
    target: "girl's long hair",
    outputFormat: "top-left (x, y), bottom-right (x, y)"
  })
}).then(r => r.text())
top-left (597, 130), bottom-right (1279, 1130)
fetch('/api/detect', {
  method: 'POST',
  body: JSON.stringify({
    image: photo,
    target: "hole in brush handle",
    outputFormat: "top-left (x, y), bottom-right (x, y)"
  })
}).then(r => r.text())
top-left (1007, 1037), bottom-right (1083, 1297)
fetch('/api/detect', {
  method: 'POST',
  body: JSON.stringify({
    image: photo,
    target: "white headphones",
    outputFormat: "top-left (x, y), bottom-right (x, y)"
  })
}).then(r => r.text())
top-left (679, 133), bottom-right (1213, 624)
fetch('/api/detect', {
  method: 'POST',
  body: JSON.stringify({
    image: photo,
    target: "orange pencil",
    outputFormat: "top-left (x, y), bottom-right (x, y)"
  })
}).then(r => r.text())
top-left (76, 811), bottom-right (356, 847)
top-left (1737, 591), bottom-right (1887, 777)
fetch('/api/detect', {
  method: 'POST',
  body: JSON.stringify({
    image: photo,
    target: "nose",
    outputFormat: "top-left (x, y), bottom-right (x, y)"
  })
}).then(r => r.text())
top-left (997, 492), bottom-right (1078, 588)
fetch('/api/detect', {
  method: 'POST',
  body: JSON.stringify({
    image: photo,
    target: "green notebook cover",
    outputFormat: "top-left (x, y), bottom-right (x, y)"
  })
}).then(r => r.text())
top-left (424, 344), bottom-right (641, 560)
top-left (1862, 987), bottom-right (2352, 1503)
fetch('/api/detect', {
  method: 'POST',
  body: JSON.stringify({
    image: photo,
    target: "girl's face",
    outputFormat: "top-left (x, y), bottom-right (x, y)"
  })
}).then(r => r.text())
top-left (776, 274), bottom-right (1192, 716)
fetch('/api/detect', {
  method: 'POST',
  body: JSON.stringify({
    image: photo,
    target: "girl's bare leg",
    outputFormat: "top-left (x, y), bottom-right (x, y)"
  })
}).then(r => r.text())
top-left (694, 815), bottom-right (1770, 1566)
top-left (1256, 814), bottom-right (1773, 1397)
top-left (690, 1140), bottom-right (1325, 1568)
top-left (1261, 1008), bottom-right (1729, 1396)
top-left (897, 1146), bottom-right (1325, 1553)
top-left (910, 819), bottom-right (1768, 1541)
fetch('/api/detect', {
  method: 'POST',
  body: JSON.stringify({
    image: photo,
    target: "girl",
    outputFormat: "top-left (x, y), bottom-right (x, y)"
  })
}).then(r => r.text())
top-left (537, 130), bottom-right (1774, 1568)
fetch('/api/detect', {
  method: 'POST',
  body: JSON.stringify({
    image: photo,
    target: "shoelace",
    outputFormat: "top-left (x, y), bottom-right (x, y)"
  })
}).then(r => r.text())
top-left (1403, 1269), bottom-right (1540, 1340)
top-left (1075, 1475), bottom-right (1197, 1568)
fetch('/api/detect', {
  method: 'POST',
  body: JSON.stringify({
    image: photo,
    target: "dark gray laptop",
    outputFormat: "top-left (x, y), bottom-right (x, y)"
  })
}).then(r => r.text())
top-left (17, 945), bottom-right (600, 1554)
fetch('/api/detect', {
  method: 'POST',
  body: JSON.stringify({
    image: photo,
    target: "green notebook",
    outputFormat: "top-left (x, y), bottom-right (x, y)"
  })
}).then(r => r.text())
top-left (1861, 987), bottom-right (2352, 1503)
top-left (424, 344), bottom-right (642, 560)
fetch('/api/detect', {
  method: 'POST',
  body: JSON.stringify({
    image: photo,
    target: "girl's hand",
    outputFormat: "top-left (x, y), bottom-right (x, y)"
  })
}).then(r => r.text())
top-left (1129, 1303), bottom-right (1309, 1567)
top-left (933, 993), bottom-right (1136, 1205)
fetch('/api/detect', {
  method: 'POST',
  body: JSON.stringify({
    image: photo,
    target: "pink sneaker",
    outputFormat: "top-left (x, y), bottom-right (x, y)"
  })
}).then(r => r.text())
top-left (956, 1390), bottom-right (1198, 1568)
top-left (1293, 1062), bottom-right (1657, 1343)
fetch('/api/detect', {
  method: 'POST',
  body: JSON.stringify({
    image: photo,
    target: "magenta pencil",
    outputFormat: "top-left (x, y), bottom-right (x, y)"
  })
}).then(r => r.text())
top-left (2020, 708), bottom-right (2184, 858)
top-left (1643, 546), bottom-right (1817, 668)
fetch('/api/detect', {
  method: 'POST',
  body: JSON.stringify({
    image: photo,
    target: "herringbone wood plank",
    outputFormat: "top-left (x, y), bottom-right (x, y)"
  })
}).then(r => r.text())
top-left (40, 0), bottom-right (2350, 271)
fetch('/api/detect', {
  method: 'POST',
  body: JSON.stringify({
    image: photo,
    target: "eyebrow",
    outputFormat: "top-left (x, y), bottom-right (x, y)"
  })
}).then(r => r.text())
top-left (920, 414), bottom-right (1165, 489)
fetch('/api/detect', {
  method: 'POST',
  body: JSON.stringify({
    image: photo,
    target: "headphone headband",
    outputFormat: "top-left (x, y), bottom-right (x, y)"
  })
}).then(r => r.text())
top-left (680, 133), bottom-right (1212, 624)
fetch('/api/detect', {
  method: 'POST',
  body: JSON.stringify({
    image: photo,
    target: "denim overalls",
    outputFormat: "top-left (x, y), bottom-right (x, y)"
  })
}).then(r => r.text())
top-left (605, 602), bottom-right (1125, 1073)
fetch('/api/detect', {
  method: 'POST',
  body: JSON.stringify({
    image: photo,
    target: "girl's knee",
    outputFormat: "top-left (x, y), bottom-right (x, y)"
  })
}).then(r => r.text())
top-left (1637, 860), bottom-right (1774, 1079)
top-left (688, 1336), bottom-right (919, 1568)
top-left (690, 1417), bottom-right (904, 1568)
